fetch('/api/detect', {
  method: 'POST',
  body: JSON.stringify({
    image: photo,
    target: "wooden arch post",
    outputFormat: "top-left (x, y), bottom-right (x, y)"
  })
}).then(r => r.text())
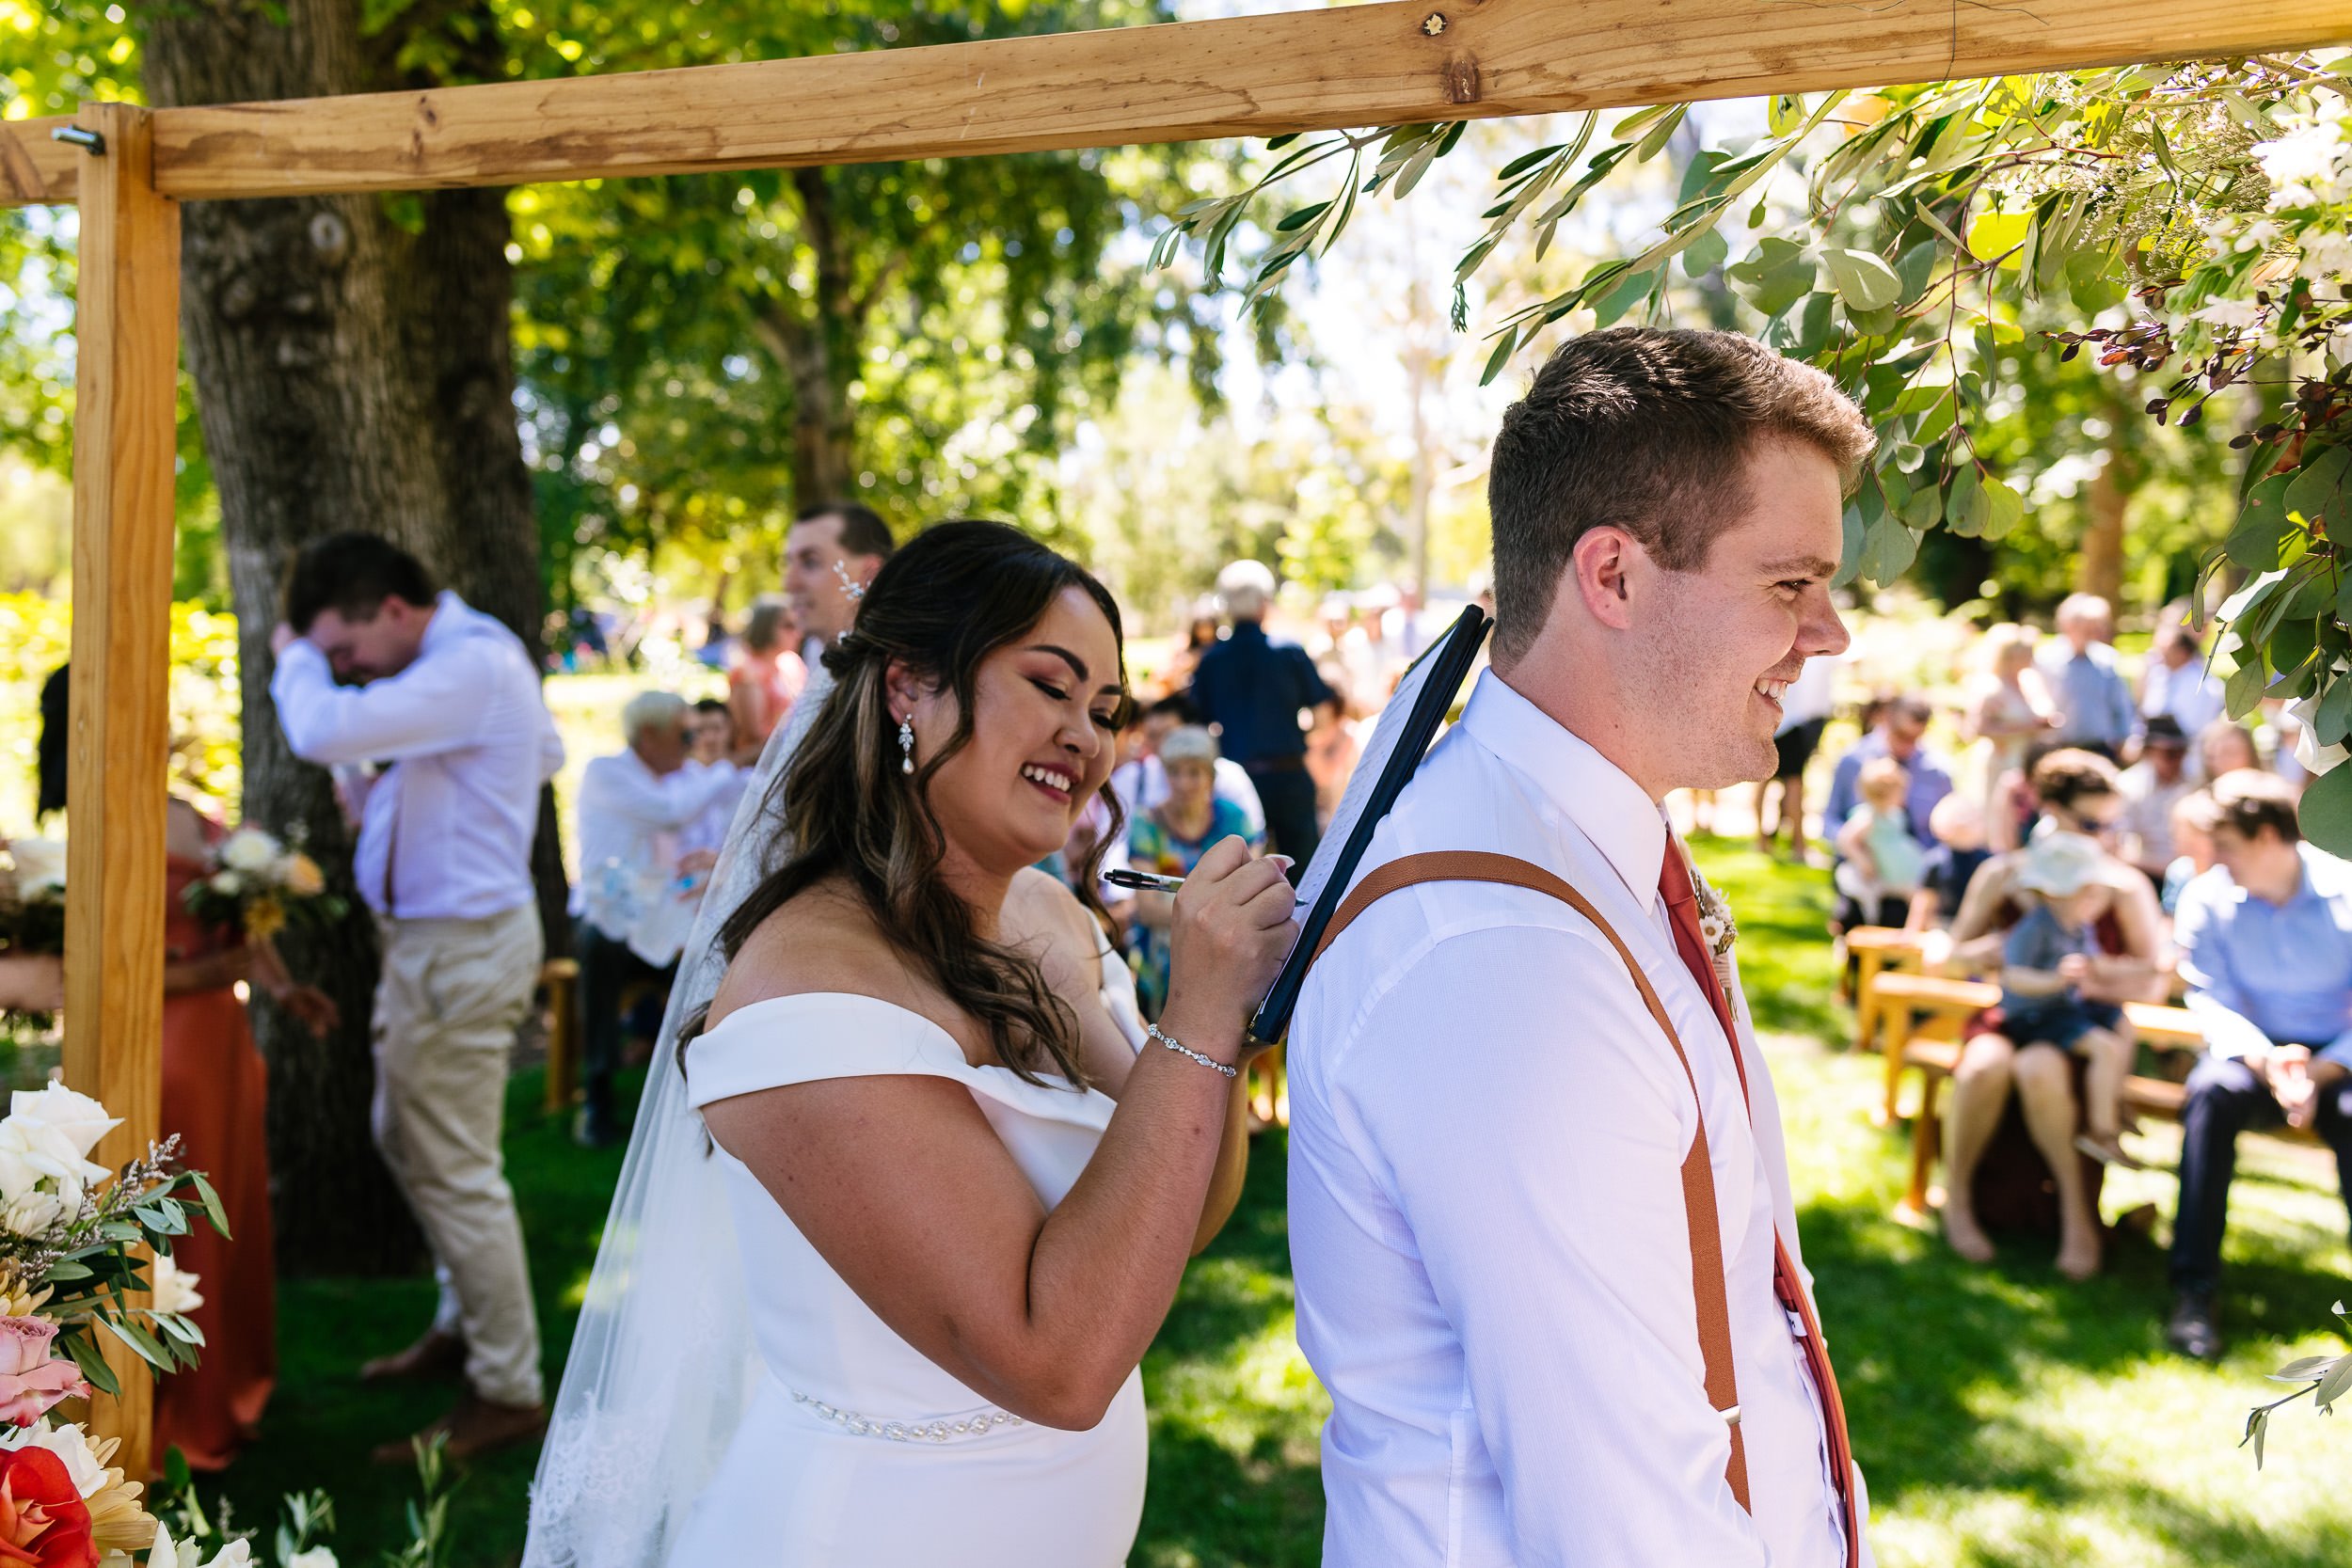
top-left (59, 100), bottom-right (180, 1482)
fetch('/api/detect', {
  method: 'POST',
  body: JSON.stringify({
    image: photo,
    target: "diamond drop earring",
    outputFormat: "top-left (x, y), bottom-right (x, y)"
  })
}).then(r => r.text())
top-left (898, 716), bottom-right (914, 775)
top-left (834, 560), bottom-right (867, 602)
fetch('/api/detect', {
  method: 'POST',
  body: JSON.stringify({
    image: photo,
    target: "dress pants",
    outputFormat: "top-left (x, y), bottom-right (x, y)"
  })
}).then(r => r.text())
top-left (1245, 763), bottom-right (1321, 882)
top-left (573, 916), bottom-right (675, 1132)
top-left (2169, 1053), bottom-right (2352, 1297)
top-left (373, 905), bottom-right (546, 1407)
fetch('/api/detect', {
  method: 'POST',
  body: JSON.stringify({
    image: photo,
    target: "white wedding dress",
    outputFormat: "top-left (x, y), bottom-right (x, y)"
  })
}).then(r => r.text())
top-left (665, 990), bottom-right (1148, 1565)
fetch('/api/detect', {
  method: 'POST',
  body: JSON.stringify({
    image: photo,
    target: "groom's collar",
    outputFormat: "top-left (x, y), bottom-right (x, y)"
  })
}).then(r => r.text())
top-left (1460, 668), bottom-right (1667, 916)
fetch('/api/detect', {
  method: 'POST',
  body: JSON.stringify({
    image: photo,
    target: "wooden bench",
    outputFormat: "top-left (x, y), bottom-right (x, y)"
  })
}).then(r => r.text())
top-left (1872, 972), bottom-right (2316, 1217)
top-left (1845, 927), bottom-right (1928, 1053)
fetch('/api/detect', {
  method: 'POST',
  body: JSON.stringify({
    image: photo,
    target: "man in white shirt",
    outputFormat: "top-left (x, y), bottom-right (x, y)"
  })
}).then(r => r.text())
top-left (571, 691), bottom-right (743, 1145)
top-left (270, 532), bottom-right (564, 1463)
top-left (1289, 327), bottom-right (1874, 1566)
top-left (781, 500), bottom-right (894, 665)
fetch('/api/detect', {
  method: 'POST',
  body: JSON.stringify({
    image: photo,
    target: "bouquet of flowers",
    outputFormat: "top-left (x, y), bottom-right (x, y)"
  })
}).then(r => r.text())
top-left (0, 1083), bottom-right (235, 1566)
top-left (0, 839), bottom-right (69, 957)
top-left (180, 830), bottom-right (342, 943)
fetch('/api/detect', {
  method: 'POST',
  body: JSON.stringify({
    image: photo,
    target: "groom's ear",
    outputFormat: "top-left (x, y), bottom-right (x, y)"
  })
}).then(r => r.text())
top-left (1569, 526), bottom-right (1640, 631)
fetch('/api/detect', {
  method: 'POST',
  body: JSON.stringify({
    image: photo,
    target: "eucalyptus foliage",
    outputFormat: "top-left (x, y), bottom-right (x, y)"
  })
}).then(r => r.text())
top-left (1159, 55), bottom-right (2352, 845)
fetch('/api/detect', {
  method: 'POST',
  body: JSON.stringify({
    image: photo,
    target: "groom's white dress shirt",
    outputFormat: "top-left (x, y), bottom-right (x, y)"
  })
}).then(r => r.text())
top-left (1288, 670), bottom-right (1869, 1567)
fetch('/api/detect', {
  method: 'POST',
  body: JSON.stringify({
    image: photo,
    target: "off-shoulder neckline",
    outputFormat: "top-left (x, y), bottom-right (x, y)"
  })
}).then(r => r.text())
top-left (698, 990), bottom-right (1082, 1089)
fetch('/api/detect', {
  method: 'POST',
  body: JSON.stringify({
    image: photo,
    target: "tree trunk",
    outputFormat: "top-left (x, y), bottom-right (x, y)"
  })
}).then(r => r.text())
top-left (145, 0), bottom-right (555, 1274)
top-left (2081, 442), bottom-right (2130, 610)
top-left (774, 169), bottom-right (860, 508)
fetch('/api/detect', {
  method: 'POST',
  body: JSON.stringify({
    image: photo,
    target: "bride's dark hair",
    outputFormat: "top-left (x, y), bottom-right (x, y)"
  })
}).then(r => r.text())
top-left (711, 519), bottom-right (1129, 1085)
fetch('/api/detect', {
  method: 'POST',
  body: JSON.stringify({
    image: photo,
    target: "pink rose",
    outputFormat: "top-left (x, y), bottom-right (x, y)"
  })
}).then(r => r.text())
top-left (0, 1319), bottom-right (87, 1428)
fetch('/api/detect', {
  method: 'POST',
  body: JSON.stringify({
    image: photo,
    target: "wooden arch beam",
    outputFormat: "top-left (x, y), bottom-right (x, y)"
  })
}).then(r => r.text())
top-left (7, 0), bottom-right (2349, 207)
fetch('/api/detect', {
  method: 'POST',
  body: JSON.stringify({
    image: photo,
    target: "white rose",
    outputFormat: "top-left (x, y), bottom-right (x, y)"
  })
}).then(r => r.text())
top-left (2285, 694), bottom-right (2348, 778)
top-left (0, 1120), bottom-right (103, 1206)
top-left (5, 838), bottom-right (66, 895)
top-left (151, 1253), bottom-right (204, 1316)
top-left (209, 870), bottom-right (246, 897)
top-left (218, 828), bottom-right (280, 875)
top-left (285, 1549), bottom-right (340, 1568)
top-left (9, 1085), bottom-right (120, 1160)
top-left (144, 1528), bottom-right (255, 1568)
top-left (0, 1418), bottom-right (108, 1497)
top-left (0, 1190), bottom-right (67, 1239)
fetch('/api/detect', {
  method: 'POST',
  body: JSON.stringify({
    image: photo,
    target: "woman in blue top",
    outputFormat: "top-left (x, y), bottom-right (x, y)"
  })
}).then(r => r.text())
top-left (1125, 726), bottom-right (1263, 1017)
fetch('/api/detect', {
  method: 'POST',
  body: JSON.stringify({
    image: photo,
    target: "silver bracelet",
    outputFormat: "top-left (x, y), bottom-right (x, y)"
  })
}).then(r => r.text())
top-left (1147, 1022), bottom-right (1238, 1078)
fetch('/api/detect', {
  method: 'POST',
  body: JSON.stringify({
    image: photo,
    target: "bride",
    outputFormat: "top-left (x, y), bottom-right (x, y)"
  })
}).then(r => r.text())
top-left (524, 520), bottom-right (1295, 1565)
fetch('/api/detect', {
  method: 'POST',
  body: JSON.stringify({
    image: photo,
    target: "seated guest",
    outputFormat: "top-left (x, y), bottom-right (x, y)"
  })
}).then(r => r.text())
top-left (1105, 694), bottom-right (1266, 863)
top-left (2162, 790), bottom-right (2220, 915)
top-left (1822, 693), bottom-right (1952, 850)
top-left (2165, 770), bottom-right (2352, 1359)
top-left (1834, 756), bottom-right (1926, 927)
top-left (1999, 829), bottom-right (2140, 1171)
top-left (1123, 725), bottom-right (1264, 1018)
top-left (573, 691), bottom-right (743, 1145)
top-left (1906, 794), bottom-right (1992, 934)
top-left (2198, 718), bottom-right (2262, 784)
top-left (2116, 715), bottom-right (2195, 881)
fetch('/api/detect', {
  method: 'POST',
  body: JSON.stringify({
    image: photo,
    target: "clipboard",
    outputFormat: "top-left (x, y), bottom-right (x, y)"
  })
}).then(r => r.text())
top-left (1250, 603), bottom-right (1492, 1042)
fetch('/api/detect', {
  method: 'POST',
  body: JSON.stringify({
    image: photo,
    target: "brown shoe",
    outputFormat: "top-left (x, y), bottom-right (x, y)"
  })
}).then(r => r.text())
top-left (371, 1390), bottom-right (548, 1466)
top-left (359, 1328), bottom-right (468, 1384)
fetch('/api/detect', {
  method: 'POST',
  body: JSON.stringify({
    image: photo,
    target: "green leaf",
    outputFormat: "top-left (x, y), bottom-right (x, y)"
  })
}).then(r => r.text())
top-left (2066, 245), bottom-right (2124, 314)
top-left (2315, 676), bottom-right (2352, 748)
top-left (2303, 763), bottom-right (2352, 861)
top-left (1767, 92), bottom-right (1805, 136)
top-left (2226, 654), bottom-right (2268, 721)
top-left (1634, 104), bottom-right (1688, 164)
top-left (1479, 328), bottom-right (1520, 388)
top-left (1981, 475), bottom-right (2025, 540)
top-left (1611, 103), bottom-right (1677, 142)
top-left (1274, 200), bottom-right (1331, 233)
top-left (2284, 447), bottom-right (2352, 531)
top-left (1681, 227), bottom-right (1729, 279)
top-left (1835, 502), bottom-right (1868, 589)
top-left (2225, 476), bottom-right (2295, 570)
top-left (1821, 248), bottom-right (1899, 311)
top-left (1726, 236), bottom-right (1815, 317)
top-left (1593, 267), bottom-right (1655, 327)
top-left (2316, 1349), bottom-right (2352, 1411)
top-left (1496, 142), bottom-right (1566, 182)
top-left (1858, 515), bottom-right (1921, 583)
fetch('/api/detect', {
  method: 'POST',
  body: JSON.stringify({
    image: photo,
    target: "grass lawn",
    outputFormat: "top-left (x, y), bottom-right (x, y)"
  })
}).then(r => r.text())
top-left (193, 840), bottom-right (2351, 1565)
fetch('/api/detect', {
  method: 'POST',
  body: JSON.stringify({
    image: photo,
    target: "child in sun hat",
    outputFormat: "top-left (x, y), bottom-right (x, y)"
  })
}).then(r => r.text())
top-left (2000, 822), bottom-right (2142, 1167)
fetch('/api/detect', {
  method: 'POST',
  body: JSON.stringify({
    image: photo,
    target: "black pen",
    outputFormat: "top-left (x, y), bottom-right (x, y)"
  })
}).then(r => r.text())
top-left (1103, 866), bottom-right (1305, 901)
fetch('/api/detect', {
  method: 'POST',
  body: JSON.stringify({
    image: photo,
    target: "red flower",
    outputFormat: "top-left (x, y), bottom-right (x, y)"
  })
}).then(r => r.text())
top-left (0, 1447), bottom-right (95, 1568)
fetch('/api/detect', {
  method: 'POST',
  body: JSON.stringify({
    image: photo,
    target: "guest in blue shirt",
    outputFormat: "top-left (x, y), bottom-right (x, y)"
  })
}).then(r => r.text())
top-left (2034, 594), bottom-right (2140, 758)
top-left (2165, 769), bottom-right (2352, 1361)
top-left (1188, 560), bottom-right (1337, 879)
top-left (1822, 695), bottom-right (1953, 847)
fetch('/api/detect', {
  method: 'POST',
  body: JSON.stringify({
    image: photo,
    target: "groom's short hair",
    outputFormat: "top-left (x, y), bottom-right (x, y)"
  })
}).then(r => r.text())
top-left (1486, 327), bottom-right (1872, 660)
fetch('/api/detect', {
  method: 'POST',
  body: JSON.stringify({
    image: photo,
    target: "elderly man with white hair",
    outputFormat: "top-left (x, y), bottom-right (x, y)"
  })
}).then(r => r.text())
top-left (1188, 558), bottom-right (1338, 879)
top-left (571, 689), bottom-right (743, 1145)
top-left (2036, 593), bottom-right (2140, 759)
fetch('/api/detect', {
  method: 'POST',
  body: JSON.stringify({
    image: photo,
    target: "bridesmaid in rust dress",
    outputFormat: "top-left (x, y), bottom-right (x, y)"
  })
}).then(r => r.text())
top-left (158, 796), bottom-right (338, 1469)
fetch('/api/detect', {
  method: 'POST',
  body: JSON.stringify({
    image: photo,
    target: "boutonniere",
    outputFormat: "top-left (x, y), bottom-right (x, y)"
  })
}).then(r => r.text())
top-left (1692, 868), bottom-right (1739, 961)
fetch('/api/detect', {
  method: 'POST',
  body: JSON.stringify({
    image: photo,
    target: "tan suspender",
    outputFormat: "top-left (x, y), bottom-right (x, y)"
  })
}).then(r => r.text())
top-left (1307, 849), bottom-right (1753, 1513)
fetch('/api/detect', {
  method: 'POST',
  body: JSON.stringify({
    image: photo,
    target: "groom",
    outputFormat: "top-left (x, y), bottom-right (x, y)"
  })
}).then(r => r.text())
top-left (1287, 327), bottom-right (1875, 1564)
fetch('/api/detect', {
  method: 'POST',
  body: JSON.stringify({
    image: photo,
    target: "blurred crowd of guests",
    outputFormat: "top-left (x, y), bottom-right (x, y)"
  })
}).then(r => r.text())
top-left (1774, 592), bottom-right (2351, 1366)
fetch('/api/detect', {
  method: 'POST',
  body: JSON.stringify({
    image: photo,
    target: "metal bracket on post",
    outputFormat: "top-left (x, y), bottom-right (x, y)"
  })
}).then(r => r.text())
top-left (51, 125), bottom-right (106, 155)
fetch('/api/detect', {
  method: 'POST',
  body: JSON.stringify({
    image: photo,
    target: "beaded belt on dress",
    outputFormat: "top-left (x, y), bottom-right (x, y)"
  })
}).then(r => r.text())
top-left (788, 1386), bottom-right (1026, 1444)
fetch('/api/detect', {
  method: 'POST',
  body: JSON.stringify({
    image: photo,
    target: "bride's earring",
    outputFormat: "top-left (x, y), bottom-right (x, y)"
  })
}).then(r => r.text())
top-left (898, 716), bottom-right (914, 775)
top-left (834, 560), bottom-right (867, 602)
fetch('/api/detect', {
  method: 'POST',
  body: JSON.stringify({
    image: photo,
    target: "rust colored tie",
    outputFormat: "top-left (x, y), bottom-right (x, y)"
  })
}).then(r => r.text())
top-left (1657, 839), bottom-right (1863, 1562)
